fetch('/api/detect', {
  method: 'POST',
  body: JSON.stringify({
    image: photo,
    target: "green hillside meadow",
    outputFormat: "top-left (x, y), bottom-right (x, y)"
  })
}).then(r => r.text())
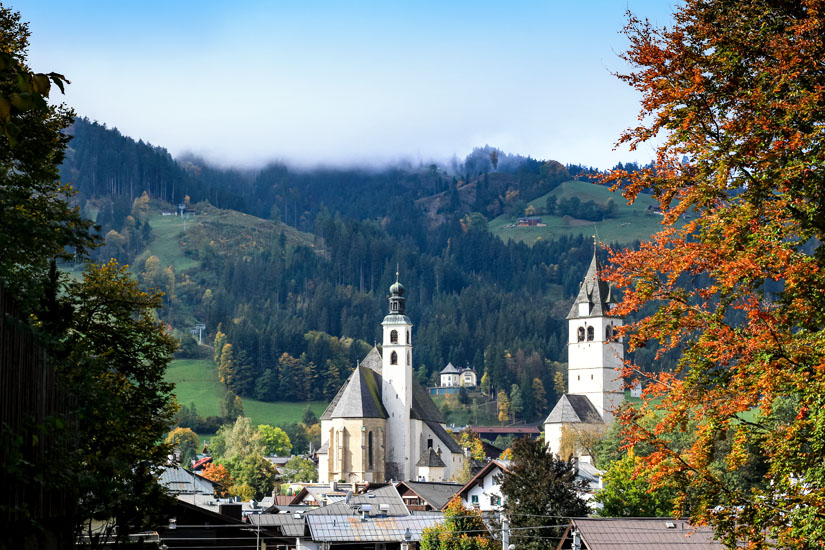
top-left (165, 359), bottom-right (327, 428)
top-left (134, 204), bottom-right (315, 275)
top-left (489, 180), bottom-right (671, 246)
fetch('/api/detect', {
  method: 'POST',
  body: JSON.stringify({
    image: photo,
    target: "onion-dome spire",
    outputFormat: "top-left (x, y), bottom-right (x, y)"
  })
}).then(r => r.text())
top-left (388, 266), bottom-right (406, 314)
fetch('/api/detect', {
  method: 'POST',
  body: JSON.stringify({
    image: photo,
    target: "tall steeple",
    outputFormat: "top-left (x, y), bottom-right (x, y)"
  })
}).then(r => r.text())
top-left (381, 269), bottom-right (413, 480)
top-left (567, 239), bottom-right (616, 320)
top-left (566, 240), bottom-right (623, 422)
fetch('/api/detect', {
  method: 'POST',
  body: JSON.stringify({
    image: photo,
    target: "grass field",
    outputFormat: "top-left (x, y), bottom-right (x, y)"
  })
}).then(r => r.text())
top-left (489, 180), bottom-right (673, 246)
top-left (165, 359), bottom-right (328, 427)
top-left (138, 214), bottom-right (201, 272)
top-left (134, 203), bottom-right (316, 275)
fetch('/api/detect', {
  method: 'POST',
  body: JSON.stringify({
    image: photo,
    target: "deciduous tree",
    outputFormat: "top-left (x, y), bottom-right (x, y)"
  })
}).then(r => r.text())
top-left (166, 427), bottom-right (200, 465)
top-left (604, 0), bottom-right (825, 545)
top-left (420, 498), bottom-right (493, 550)
top-left (279, 456), bottom-right (317, 483)
top-left (258, 424), bottom-right (292, 456)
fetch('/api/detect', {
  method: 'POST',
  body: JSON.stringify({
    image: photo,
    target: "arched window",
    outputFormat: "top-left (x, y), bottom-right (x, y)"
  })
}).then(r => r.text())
top-left (407, 350), bottom-right (411, 366)
top-left (391, 351), bottom-right (398, 365)
top-left (368, 431), bottom-right (374, 469)
top-left (390, 330), bottom-right (398, 344)
top-left (391, 301), bottom-right (398, 311)
top-left (606, 325), bottom-right (613, 340)
top-left (577, 327), bottom-right (585, 342)
top-left (587, 326), bottom-right (594, 341)
top-left (406, 331), bottom-right (410, 344)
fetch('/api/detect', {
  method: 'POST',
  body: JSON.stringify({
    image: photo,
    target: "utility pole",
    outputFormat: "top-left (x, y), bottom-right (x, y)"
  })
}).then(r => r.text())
top-left (501, 514), bottom-right (510, 550)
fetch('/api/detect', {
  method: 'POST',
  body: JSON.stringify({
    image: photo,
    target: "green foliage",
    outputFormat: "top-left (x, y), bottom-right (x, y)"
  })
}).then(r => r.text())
top-left (217, 416), bottom-right (263, 461)
top-left (509, 384), bottom-right (523, 421)
top-left (420, 498), bottom-right (492, 550)
top-left (499, 437), bottom-right (589, 550)
top-left (213, 325), bottom-right (226, 364)
top-left (258, 424), bottom-right (292, 456)
top-left (166, 427), bottom-right (200, 465)
top-left (60, 260), bottom-right (179, 543)
top-left (594, 451), bottom-right (675, 517)
top-left (0, 7), bottom-right (94, 308)
top-left (301, 404), bottom-right (319, 427)
top-left (226, 452), bottom-right (277, 500)
top-left (222, 389), bottom-right (244, 420)
top-left (279, 456), bottom-right (318, 483)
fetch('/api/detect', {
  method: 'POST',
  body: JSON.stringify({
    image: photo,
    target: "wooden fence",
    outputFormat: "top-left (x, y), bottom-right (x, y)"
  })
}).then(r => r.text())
top-left (0, 283), bottom-right (76, 548)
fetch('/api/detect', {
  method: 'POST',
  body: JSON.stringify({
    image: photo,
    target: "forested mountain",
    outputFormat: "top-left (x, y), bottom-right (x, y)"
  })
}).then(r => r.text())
top-left (60, 118), bottom-right (672, 424)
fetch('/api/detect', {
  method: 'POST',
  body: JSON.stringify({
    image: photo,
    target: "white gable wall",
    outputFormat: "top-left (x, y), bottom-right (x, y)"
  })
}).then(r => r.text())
top-left (461, 466), bottom-right (505, 512)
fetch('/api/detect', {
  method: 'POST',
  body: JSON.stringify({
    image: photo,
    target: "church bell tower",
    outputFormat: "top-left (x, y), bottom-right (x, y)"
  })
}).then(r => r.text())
top-left (381, 271), bottom-right (413, 480)
top-left (566, 245), bottom-right (624, 422)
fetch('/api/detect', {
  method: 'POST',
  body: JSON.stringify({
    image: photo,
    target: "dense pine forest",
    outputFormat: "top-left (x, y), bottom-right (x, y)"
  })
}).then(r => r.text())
top-left (60, 118), bottom-right (667, 424)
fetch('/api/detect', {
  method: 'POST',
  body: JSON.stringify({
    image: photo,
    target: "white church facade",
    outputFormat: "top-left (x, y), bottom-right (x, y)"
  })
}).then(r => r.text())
top-left (544, 248), bottom-right (625, 457)
top-left (317, 276), bottom-right (465, 483)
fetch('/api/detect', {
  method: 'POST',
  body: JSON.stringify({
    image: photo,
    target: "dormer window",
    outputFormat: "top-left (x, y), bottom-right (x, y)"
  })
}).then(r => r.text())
top-left (578, 302), bottom-right (590, 316)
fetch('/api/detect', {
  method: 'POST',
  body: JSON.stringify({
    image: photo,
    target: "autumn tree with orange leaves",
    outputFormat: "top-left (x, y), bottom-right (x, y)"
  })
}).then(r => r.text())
top-left (603, 0), bottom-right (825, 547)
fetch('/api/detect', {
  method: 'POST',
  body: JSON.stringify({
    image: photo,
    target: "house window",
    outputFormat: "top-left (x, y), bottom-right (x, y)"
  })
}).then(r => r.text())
top-left (471, 495), bottom-right (479, 506)
top-left (490, 495), bottom-right (501, 507)
top-left (587, 326), bottom-right (594, 341)
top-left (577, 327), bottom-right (585, 342)
top-left (391, 351), bottom-right (398, 365)
top-left (390, 330), bottom-right (398, 344)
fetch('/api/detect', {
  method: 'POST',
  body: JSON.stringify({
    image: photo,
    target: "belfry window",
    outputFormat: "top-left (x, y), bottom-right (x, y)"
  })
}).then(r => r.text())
top-left (391, 351), bottom-right (398, 365)
top-left (606, 325), bottom-right (613, 339)
top-left (406, 331), bottom-right (410, 344)
top-left (392, 301), bottom-right (398, 312)
top-left (390, 330), bottom-right (398, 344)
top-left (577, 327), bottom-right (585, 342)
top-left (587, 326), bottom-right (594, 341)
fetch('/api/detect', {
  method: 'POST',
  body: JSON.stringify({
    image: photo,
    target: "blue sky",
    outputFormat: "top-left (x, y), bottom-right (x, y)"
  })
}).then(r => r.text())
top-left (22, 1), bottom-right (676, 169)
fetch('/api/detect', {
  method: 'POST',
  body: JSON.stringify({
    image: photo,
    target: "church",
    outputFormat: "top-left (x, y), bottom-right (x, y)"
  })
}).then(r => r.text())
top-left (544, 247), bottom-right (625, 457)
top-left (317, 275), bottom-right (466, 483)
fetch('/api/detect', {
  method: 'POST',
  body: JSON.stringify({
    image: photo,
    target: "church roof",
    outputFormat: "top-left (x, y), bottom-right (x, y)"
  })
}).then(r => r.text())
top-left (424, 420), bottom-right (463, 454)
top-left (543, 394), bottom-right (603, 425)
top-left (567, 248), bottom-right (616, 319)
top-left (440, 362), bottom-right (460, 374)
top-left (361, 346), bottom-right (383, 375)
top-left (416, 448), bottom-right (446, 468)
top-left (411, 381), bottom-right (445, 423)
top-left (320, 365), bottom-right (388, 420)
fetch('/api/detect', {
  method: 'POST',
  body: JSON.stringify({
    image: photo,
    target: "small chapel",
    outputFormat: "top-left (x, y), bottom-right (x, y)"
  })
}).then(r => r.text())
top-left (544, 247), bottom-right (625, 458)
top-left (317, 275), bottom-right (465, 483)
